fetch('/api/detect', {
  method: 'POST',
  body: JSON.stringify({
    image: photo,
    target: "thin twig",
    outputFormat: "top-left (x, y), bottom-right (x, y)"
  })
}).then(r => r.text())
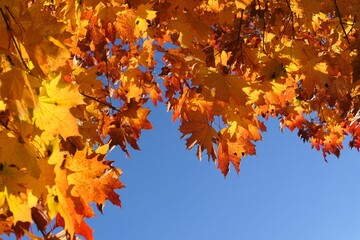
top-left (79, 90), bottom-right (119, 111)
top-left (4, 6), bottom-right (25, 35)
top-left (231, 10), bottom-right (244, 74)
top-left (347, 15), bottom-right (357, 36)
top-left (285, 0), bottom-right (295, 39)
top-left (0, 118), bottom-right (10, 131)
top-left (333, 0), bottom-right (350, 44)
top-left (0, 7), bottom-right (28, 69)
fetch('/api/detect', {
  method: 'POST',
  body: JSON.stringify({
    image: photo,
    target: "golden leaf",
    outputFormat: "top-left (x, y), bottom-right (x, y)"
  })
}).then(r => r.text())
top-left (33, 74), bottom-right (85, 140)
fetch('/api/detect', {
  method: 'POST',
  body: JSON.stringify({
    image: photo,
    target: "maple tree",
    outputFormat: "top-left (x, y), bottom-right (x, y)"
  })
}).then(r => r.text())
top-left (0, 0), bottom-right (358, 239)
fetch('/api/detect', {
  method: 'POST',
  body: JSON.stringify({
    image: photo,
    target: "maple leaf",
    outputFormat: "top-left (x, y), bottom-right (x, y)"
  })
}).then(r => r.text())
top-left (103, 100), bottom-right (153, 157)
top-left (96, 2), bottom-right (119, 23)
top-left (121, 99), bottom-right (153, 130)
top-left (134, 3), bottom-right (157, 38)
top-left (0, 128), bottom-right (40, 178)
top-left (21, 2), bottom-right (71, 73)
top-left (223, 110), bottom-right (263, 140)
top-left (114, 9), bottom-right (138, 42)
top-left (179, 120), bottom-right (218, 160)
top-left (48, 154), bottom-right (94, 239)
top-left (117, 67), bottom-right (146, 102)
top-left (259, 58), bottom-right (287, 81)
top-left (217, 120), bottom-right (259, 176)
top-left (204, 72), bottom-right (249, 105)
top-left (73, 67), bottom-right (103, 94)
top-left (148, 82), bottom-right (163, 106)
top-left (167, 8), bottom-right (212, 47)
top-left (0, 163), bottom-right (37, 224)
top-left (218, 138), bottom-right (256, 176)
top-left (66, 148), bottom-right (124, 207)
top-left (0, 68), bottom-right (37, 121)
top-left (33, 74), bottom-right (85, 140)
top-left (107, 123), bottom-right (140, 157)
top-left (300, 58), bottom-right (330, 98)
top-left (55, 215), bottom-right (94, 240)
top-left (235, 0), bottom-right (253, 10)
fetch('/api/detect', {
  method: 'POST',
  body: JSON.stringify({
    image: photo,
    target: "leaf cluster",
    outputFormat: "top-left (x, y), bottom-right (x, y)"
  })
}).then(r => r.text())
top-left (0, 0), bottom-right (358, 239)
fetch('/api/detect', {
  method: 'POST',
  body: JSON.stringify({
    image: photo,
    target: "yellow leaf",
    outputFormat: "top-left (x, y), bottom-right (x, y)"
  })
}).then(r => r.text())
top-left (168, 9), bottom-right (211, 47)
top-left (0, 100), bottom-right (6, 111)
top-left (0, 129), bottom-right (40, 178)
top-left (260, 58), bottom-right (286, 81)
top-left (300, 58), bottom-right (330, 98)
top-left (204, 72), bottom-right (248, 105)
top-left (4, 187), bottom-right (33, 223)
top-left (0, 162), bottom-right (38, 224)
top-left (118, 68), bottom-right (145, 102)
top-left (95, 142), bottom-right (111, 155)
top-left (235, 0), bottom-right (252, 10)
top-left (220, 51), bottom-right (229, 66)
top-left (134, 3), bottom-right (157, 38)
top-left (33, 74), bottom-right (85, 140)
top-left (95, 2), bottom-right (118, 22)
top-left (137, 3), bottom-right (156, 20)
top-left (0, 69), bottom-right (37, 121)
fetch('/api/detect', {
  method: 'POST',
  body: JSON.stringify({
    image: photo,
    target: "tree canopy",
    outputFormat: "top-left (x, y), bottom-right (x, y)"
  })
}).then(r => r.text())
top-left (0, 0), bottom-right (359, 239)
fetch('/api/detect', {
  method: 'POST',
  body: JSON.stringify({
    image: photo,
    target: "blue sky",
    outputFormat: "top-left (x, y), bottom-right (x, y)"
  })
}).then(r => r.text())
top-left (87, 103), bottom-right (360, 240)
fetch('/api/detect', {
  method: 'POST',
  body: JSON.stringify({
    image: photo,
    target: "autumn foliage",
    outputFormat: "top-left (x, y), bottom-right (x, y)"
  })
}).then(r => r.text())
top-left (0, 0), bottom-right (359, 238)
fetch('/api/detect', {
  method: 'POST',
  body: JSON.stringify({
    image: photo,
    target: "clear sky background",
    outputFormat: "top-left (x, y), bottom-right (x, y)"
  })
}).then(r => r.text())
top-left (87, 103), bottom-right (360, 240)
